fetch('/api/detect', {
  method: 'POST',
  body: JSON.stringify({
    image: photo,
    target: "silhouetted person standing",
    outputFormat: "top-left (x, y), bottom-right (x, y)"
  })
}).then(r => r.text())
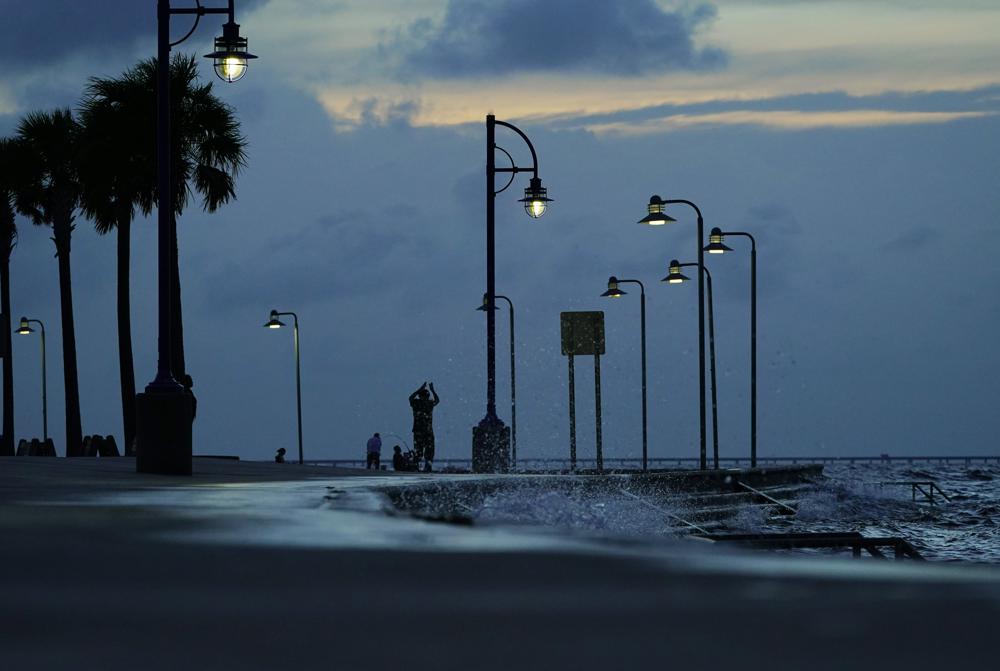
top-left (275, 447), bottom-right (286, 463)
top-left (392, 445), bottom-right (405, 471)
top-left (409, 382), bottom-right (439, 471)
top-left (366, 432), bottom-right (382, 470)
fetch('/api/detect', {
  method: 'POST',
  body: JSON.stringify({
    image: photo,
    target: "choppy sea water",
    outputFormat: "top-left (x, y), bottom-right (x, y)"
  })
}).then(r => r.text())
top-left (759, 462), bottom-right (1000, 563)
top-left (470, 463), bottom-right (1000, 563)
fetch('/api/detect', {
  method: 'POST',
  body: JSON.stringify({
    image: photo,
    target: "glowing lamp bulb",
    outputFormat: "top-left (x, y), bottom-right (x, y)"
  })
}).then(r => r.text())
top-left (216, 56), bottom-right (248, 83)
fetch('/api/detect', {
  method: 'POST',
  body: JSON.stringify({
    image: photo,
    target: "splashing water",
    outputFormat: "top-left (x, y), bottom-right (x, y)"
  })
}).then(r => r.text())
top-left (747, 462), bottom-right (1000, 563)
top-left (459, 463), bottom-right (1000, 563)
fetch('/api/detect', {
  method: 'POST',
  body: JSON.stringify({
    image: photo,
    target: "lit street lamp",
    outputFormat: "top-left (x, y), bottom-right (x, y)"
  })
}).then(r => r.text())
top-left (264, 310), bottom-right (303, 465)
top-left (638, 195), bottom-right (708, 469)
top-left (15, 317), bottom-right (47, 442)
top-left (664, 261), bottom-right (721, 469)
top-left (137, 0), bottom-right (256, 475)
top-left (704, 226), bottom-right (758, 467)
top-left (600, 277), bottom-right (648, 470)
top-left (477, 293), bottom-right (517, 469)
top-left (475, 114), bottom-right (551, 473)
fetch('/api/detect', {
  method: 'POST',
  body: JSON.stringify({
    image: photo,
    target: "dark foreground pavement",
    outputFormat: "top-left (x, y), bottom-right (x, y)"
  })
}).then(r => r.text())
top-left (1, 457), bottom-right (997, 670)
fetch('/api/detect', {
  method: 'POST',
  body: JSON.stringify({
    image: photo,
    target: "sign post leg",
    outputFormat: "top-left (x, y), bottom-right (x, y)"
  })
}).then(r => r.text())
top-left (568, 354), bottom-right (576, 471)
top-left (595, 354), bottom-right (603, 472)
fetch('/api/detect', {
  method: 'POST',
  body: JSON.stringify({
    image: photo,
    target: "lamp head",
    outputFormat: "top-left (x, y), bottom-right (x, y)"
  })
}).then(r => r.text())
top-left (638, 195), bottom-right (678, 226)
top-left (601, 276), bottom-right (626, 298)
top-left (704, 227), bottom-right (732, 254)
top-left (15, 317), bottom-right (33, 335)
top-left (518, 176), bottom-right (551, 219)
top-left (476, 293), bottom-right (498, 311)
top-left (662, 260), bottom-right (690, 284)
top-left (204, 21), bottom-right (258, 83)
top-left (264, 310), bottom-right (285, 329)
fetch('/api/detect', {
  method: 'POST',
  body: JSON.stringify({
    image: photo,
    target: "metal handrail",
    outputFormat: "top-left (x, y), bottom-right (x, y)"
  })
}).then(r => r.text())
top-left (618, 488), bottom-right (710, 535)
top-left (735, 481), bottom-right (797, 514)
top-left (881, 481), bottom-right (952, 505)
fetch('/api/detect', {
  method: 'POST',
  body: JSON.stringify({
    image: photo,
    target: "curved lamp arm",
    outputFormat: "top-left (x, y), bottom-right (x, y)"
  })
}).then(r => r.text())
top-left (721, 230), bottom-right (756, 252)
top-left (495, 119), bottom-right (540, 180)
top-left (664, 199), bottom-right (703, 223)
top-left (615, 278), bottom-right (645, 296)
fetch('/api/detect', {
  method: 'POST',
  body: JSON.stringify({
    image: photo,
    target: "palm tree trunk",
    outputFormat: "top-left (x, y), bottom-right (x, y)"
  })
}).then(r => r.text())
top-left (53, 223), bottom-right (82, 457)
top-left (170, 215), bottom-right (185, 381)
top-left (0, 254), bottom-right (13, 456)
top-left (117, 215), bottom-right (136, 454)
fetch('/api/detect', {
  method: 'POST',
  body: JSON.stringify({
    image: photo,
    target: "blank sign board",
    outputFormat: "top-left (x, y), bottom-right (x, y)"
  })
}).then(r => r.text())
top-left (560, 311), bottom-right (605, 356)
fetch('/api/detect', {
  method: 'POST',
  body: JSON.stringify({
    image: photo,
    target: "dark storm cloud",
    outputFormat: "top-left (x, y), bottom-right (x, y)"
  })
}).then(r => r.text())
top-left (0, 0), bottom-right (269, 68)
top-left (383, 0), bottom-right (726, 79)
top-left (198, 205), bottom-right (450, 314)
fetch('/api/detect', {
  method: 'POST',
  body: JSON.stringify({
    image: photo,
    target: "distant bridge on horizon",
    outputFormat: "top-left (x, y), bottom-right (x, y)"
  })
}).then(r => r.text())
top-left (310, 454), bottom-right (1000, 471)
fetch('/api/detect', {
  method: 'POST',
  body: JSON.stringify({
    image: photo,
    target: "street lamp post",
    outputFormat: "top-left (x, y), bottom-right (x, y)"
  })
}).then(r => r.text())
top-left (477, 294), bottom-right (517, 469)
top-left (704, 226), bottom-right (757, 467)
top-left (264, 310), bottom-right (303, 465)
top-left (474, 114), bottom-right (550, 473)
top-left (137, 0), bottom-right (256, 475)
top-left (15, 317), bottom-right (46, 442)
top-left (600, 277), bottom-right (648, 470)
top-left (638, 195), bottom-right (708, 469)
top-left (663, 261), bottom-right (720, 469)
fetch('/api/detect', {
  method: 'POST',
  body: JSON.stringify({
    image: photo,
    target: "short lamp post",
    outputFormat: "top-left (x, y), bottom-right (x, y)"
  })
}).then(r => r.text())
top-left (601, 277), bottom-right (648, 471)
top-left (704, 227), bottom-right (757, 467)
top-left (663, 261), bottom-right (720, 469)
top-left (477, 293), bottom-right (517, 469)
top-left (475, 114), bottom-right (551, 473)
top-left (137, 0), bottom-right (257, 475)
top-left (638, 195), bottom-right (708, 469)
top-left (15, 317), bottom-right (46, 441)
top-left (264, 310), bottom-right (303, 465)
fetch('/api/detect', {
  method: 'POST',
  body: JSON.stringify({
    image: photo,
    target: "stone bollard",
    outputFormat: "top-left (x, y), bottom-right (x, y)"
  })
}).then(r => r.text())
top-left (16, 438), bottom-right (57, 456)
top-left (99, 435), bottom-right (120, 457)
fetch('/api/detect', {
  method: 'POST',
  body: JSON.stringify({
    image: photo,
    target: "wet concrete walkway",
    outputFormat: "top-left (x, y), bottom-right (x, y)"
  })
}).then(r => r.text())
top-left (0, 457), bottom-right (997, 670)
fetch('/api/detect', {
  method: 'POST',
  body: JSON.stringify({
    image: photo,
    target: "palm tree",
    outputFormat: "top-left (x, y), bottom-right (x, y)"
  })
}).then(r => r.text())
top-left (14, 110), bottom-right (84, 457)
top-left (78, 76), bottom-right (150, 454)
top-left (78, 55), bottom-right (245, 427)
top-left (0, 137), bottom-right (22, 456)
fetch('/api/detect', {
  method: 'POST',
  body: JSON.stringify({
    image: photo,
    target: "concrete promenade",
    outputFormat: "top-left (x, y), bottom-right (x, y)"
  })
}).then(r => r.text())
top-left (1, 457), bottom-right (998, 670)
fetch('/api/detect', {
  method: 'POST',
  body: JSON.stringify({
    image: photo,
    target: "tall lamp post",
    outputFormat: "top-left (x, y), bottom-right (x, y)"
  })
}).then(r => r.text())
top-left (704, 226), bottom-right (757, 467)
top-left (137, 0), bottom-right (257, 475)
top-left (264, 310), bottom-right (303, 465)
top-left (474, 114), bottom-right (551, 473)
top-left (15, 317), bottom-right (46, 442)
top-left (638, 195), bottom-right (708, 469)
top-left (663, 261), bottom-right (721, 469)
top-left (477, 293), bottom-right (517, 469)
top-left (600, 277), bottom-right (648, 471)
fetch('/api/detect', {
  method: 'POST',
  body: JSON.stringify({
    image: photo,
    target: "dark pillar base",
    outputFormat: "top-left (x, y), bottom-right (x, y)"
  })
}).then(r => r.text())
top-left (135, 391), bottom-right (193, 475)
top-left (472, 418), bottom-right (510, 474)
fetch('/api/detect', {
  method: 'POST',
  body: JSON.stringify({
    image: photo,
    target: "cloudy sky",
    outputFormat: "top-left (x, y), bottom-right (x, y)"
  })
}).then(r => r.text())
top-left (1, 0), bottom-right (998, 463)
